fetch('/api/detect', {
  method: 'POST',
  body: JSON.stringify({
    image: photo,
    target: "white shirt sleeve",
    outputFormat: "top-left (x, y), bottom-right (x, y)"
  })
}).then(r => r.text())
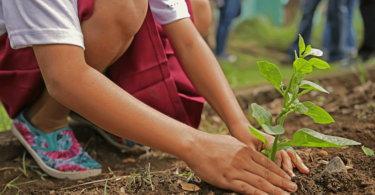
top-left (2, 0), bottom-right (84, 50)
top-left (149, 0), bottom-right (190, 25)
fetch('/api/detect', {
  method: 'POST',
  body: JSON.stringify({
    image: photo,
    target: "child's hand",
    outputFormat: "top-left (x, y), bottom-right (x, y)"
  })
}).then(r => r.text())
top-left (259, 130), bottom-right (309, 177)
top-left (183, 134), bottom-right (298, 195)
top-left (230, 123), bottom-right (310, 177)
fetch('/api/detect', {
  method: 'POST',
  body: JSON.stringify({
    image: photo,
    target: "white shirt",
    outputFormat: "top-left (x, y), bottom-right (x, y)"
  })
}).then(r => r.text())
top-left (0, 0), bottom-right (190, 50)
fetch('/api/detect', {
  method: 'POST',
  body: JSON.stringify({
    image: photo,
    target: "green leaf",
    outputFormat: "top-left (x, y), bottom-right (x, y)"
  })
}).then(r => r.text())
top-left (280, 128), bottom-right (361, 148)
top-left (262, 124), bottom-right (285, 135)
top-left (305, 48), bottom-right (323, 57)
top-left (304, 45), bottom-right (312, 56)
top-left (251, 103), bottom-right (272, 126)
top-left (296, 101), bottom-right (335, 124)
top-left (248, 126), bottom-right (268, 147)
top-left (261, 150), bottom-right (268, 156)
top-left (299, 80), bottom-right (329, 93)
top-left (293, 59), bottom-right (312, 74)
top-left (285, 93), bottom-right (291, 104)
top-left (296, 103), bottom-right (308, 113)
top-left (257, 61), bottom-right (282, 92)
top-left (298, 35), bottom-right (305, 57)
top-left (294, 72), bottom-right (306, 84)
top-left (308, 58), bottom-right (330, 69)
top-left (290, 72), bottom-right (306, 95)
top-left (362, 146), bottom-right (374, 156)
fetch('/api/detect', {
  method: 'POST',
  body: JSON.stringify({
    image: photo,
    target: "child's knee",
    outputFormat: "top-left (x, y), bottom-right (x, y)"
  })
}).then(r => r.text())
top-left (81, 0), bottom-right (148, 71)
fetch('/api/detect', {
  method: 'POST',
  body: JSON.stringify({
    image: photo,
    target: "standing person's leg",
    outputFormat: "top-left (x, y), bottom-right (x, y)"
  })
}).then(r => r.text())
top-left (326, 0), bottom-right (349, 62)
top-left (346, 0), bottom-right (357, 55)
top-left (14, 0), bottom-right (148, 179)
top-left (323, 18), bottom-right (331, 53)
top-left (323, 0), bottom-right (357, 57)
top-left (215, 0), bottom-right (241, 58)
top-left (286, 0), bottom-right (321, 61)
top-left (358, 0), bottom-right (375, 61)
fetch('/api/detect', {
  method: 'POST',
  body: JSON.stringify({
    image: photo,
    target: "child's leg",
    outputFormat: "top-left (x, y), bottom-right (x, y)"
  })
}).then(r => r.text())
top-left (24, 0), bottom-right (148, 134)
top-left (24, 89), bottom-right (70, 133)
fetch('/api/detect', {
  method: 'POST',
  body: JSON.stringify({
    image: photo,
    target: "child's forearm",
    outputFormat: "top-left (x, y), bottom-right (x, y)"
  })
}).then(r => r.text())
top-left (33, 44), bottom-right (199, 160)
top-left (163, 19), bottom-right (249, 136)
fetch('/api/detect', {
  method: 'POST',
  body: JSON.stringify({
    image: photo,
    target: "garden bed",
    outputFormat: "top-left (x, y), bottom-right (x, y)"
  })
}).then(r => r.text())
top-left (1, 68), bottom-right (375, 195)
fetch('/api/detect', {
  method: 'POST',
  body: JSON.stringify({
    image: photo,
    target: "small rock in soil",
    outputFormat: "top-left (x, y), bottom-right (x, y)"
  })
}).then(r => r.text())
top-left (347, 159), bottom-right (353, 167)
top-left (318, 160), bottom-right (329, 165)
top-left (318, 150), bottom-right (328, 157)
top-left (207, 191), bottom-right (215, 195)
top-left (323, 156), bottom-right (347, 174)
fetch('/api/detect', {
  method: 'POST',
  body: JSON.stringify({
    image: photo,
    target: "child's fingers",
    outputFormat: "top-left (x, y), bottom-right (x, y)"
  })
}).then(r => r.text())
top-left (280, 150), bottom-right (295, 177)
top-left (275, 151), bottom-right (282, 167)
top-left (286, 150), bottom-right (309, 174)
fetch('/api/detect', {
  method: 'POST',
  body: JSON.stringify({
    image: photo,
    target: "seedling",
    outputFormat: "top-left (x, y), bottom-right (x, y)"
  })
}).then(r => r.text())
top-left (0, 176), bottom-right (35, 195)
top-left (249, 35), bottom-right (361, 162)
top-left (103, 176), bottom-right (109, 195)
top-left (356, 61), bottom-right (368, 85)
top-left (167, 174), bottom-right (174, 185)
top-left (0, 152), bottom-right (28, 176)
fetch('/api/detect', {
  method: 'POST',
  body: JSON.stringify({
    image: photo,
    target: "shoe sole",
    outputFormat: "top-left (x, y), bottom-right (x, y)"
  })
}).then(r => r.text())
top-left (69, 112), bottom-right (149, 152)
top-left (11, 123), bottom-right (102, 180)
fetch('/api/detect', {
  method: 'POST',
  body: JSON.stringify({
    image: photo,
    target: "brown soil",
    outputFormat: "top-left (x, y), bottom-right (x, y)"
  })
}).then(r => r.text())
top-left (1, 69), bottom-right (375, 195)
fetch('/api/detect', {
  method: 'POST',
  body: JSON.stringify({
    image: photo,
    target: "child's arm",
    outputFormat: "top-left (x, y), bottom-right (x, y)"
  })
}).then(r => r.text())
top-left (33, 44), bottom-right (297, 194)
top-left (163, 18), bottom-right (309, 175)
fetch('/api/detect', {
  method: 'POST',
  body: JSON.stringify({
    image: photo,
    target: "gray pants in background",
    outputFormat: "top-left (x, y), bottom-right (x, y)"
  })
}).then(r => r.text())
top-left (287, 0), bottom-right (349, 62)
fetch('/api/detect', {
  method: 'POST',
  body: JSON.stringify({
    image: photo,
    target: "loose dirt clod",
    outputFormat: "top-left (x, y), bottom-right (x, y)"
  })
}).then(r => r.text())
top-left (324, 156), bottom-right (348, 174)
top-left (180, 182), bottom-right (200, 192)
top-left (318, 150), bottom-right (328, 157)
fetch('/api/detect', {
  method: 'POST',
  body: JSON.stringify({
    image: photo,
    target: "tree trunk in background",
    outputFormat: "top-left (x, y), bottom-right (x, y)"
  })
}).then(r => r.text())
top-left (284, 0), bottom-right (301, 26)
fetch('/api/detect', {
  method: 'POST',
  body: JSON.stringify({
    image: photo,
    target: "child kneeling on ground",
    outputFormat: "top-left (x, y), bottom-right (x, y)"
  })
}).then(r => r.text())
top-left (0, 0), bottom-right (308, 194)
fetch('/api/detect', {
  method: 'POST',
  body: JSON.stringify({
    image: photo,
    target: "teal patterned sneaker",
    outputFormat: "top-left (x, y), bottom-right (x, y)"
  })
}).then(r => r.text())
top-left (11, 112), bottom-right (102, 180)
top-left (69, 112), bottom-right (149, 152)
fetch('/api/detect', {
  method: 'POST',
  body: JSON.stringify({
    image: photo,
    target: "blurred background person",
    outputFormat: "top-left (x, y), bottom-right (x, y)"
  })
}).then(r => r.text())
top-left (358, 0), bottom-right (375, 62)
top-left (189, 0), bottom-right (212, 37)
top-left (215, 0), bottom-right (242, 62)
top-left (323, 0), bottom-right (357, 63)
top-left (281, 0), bottom-right (350, 64)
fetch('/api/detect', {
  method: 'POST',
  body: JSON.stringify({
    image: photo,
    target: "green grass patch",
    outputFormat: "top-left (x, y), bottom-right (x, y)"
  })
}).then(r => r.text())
top-left (0, 103), bottom-right (12, 132)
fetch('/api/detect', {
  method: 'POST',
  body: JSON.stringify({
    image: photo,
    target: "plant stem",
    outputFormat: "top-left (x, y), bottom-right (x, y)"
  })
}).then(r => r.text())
top-left (271, 93), bottom-right (293, 161)
top-left (283, 73), bottom-right (295, 107)
top-left (270, 135), bottom-right (280, 162)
